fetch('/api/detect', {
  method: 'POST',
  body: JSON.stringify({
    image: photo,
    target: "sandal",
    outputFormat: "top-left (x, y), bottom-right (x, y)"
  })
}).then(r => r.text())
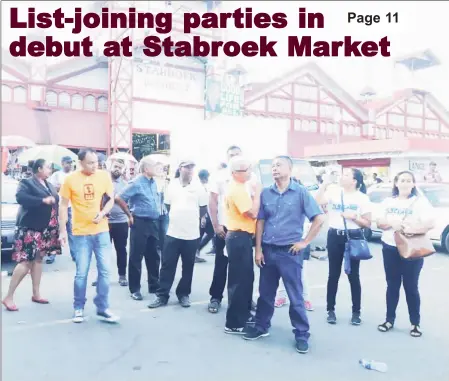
top-left (31, 297), bottom-right (49, 304)
top-left (410, 325), bottom-right (422, 338)
top-left (378, 322), bottom-right (394, 332)
top-left (208, 299), bottom-right (221, 313)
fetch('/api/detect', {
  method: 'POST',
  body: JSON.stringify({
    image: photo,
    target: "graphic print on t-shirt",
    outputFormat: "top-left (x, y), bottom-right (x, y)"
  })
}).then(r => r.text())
top-left (385, 207), bottom-right (413, 216)
top-left (83, 184), bottom-right (95, 200)
top-left (331, 202), bottom-right (358, 211)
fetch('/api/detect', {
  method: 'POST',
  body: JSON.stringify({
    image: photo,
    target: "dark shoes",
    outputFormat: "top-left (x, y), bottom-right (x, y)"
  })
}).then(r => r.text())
top-left (195, 256), bottom-right (206, 263)
top-left (351, 312), bottom-right (362, 326)
top-left (327, 311), bottom-right (337, 324)
top-left (131, 292), bottom-right (143, 301)
top-left (119, 276), bottom-right (128, 287)
top-left (148, 297), bottom-right (168, 309)
top-left (327, 310), bottom-right (361, 325)
top-left (295, 340), bottom-right (309, 354)
top-left (46, 255), bottom-right (55, 264)
top-left (178, 296), bottom-right (191, 308)
top-left (208, 299), bottom-right (221, 313)
top-left (243, 326), bottom-right (269, 340)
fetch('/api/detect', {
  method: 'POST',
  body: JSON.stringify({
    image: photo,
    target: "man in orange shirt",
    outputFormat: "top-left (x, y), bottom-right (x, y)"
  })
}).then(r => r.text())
top-left (224, 156), bottom-right (261, 334)
top-left (59, 148), bottom-right (119, 324)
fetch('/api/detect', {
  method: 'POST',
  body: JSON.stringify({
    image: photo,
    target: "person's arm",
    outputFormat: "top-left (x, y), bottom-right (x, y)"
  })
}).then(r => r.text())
top-left (315, 181), bottom-right (332, 206)
top-left (95, 176), bottom-right (115, 222)
top-left (115, 182), bottom-right (137, 221)
top-left (301, 189), bottom-right (326, 245)
top-left (376, 199), bottom-right (397, 230)
top-left (209, 192), bottom-right (220, 229)
top-left (16, 180), bottom-right (46, 208)
top-left (49, 172), bottom-right (61, 192)
top-left (58, 178), bottom-right (71, 245)
top-left (235, 185), bottom-right (261, 219)
top-left (403, 199), bottom-right (436, 235)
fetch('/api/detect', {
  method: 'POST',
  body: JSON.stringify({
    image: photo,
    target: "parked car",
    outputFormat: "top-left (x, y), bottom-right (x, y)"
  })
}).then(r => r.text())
top-left (367, 183), bottom-right (449, 252)
top-left (1, 177), bottom-right (19, 259)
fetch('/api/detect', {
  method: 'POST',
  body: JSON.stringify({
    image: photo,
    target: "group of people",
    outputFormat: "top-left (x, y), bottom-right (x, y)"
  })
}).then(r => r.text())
top-left (2, 144), bottom-right (436, 354)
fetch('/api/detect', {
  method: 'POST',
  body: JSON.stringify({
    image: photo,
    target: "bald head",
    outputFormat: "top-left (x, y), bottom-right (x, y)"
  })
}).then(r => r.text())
top-left (230, 156), bottom-right (252, 183)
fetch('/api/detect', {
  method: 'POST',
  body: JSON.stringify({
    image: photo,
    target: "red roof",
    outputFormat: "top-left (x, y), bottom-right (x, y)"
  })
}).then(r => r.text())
top-left (1, 103), bottom-right (108, 149)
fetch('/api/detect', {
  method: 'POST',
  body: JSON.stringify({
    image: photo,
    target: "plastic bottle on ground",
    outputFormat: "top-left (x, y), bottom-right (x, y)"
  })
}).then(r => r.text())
top-left (359, 359), bottom-right (388, 373)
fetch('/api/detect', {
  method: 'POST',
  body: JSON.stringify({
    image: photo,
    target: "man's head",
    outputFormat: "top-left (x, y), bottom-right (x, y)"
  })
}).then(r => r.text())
top-left (139, 156), bottom-right (160, 178)
top-left (198, 169), bottom-right (210, 184)
top-left (61, 156), bottom-right (73, 173)
top-left (373, 173), bottom-right (378, 179)
top-left (230, 156), bottom-right (252, 183)
top-left (78, 148), bottom-right (98, 175)
top-left (429, 161), bottom-right (437, 172)
top-left (226, 145), bottom-right (242, 163)
top-left (110, 159), bottom-right (126, 180)
top-left (272, 156), bottom-right (293, 181)
top-left (179, 160), bottom-right (196, 183)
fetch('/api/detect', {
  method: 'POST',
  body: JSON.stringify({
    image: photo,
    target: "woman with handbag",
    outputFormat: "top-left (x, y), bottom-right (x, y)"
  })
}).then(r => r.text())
top-left (376, 171), bottom-right (435, 338)
top-left (2, 159), bottom-right (61, 311)
top-left (316, 168), bottom-right (372, 326)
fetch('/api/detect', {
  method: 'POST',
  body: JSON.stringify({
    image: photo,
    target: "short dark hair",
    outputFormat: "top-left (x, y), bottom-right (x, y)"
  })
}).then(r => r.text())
top-left (27, 160), bottom-right (35, 168)
top-left (275, 155), bottom-right (293, 168)
top-left (78, 148), bottom-right (97, 161)
top-left (198, 169), bottom-right (210, 180)
top-left (32, 158), bottom-right (46, 174)
top-left (227, 145), bottom-right (241, 153)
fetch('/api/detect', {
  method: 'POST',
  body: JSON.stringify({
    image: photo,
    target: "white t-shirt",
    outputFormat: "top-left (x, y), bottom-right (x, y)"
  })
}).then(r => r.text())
top-left (50, 170), bottom-right (71, 207)
top-left (209, 168), bottom-right (256, 227)
top-left (326, 187), bottom-right (372, 230)
top-left (165, 179), bottom-right (209, 240)
top-left (380, 196), bottom-right (434, 247)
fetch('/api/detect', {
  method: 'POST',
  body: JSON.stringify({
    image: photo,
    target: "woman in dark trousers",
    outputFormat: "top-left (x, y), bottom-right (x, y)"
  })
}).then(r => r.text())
top-left (316, 168), bottom-right (372, 326)
top-left (376, 171), bottom-right (435, 337)
top-left (2, 159), bottom-right (61, 311)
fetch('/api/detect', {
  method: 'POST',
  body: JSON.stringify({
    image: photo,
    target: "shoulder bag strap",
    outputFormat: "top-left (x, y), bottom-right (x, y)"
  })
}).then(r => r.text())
top-left (341, 190), bottom-right (350, 240)
top-left (401, 196), bottom-right (420, 223)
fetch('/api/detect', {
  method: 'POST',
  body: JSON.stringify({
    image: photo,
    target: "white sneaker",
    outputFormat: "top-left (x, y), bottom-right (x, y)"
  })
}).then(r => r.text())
top-left (73, 309), bottom-right (84, 323)
top-left (97, 309), bottom-right (120, 323)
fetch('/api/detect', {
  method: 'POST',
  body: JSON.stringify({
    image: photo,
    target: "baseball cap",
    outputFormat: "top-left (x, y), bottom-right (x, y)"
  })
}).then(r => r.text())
top-left (179, 159), bottom-right (195, 167)
top-left (62, 156), bottom-right (73, 163)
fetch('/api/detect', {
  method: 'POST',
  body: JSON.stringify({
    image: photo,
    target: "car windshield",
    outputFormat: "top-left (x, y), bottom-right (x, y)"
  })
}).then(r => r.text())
top-left (1, 182), bottom-right (18, 204)
top-left (258, 160), bottom-right (319, 190)
top-left (420, 185), bottom-right (449, 208)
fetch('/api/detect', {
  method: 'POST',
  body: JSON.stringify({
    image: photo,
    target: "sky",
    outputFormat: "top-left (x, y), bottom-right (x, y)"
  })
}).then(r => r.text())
top-left (2, 1), bottom-right (448, 107)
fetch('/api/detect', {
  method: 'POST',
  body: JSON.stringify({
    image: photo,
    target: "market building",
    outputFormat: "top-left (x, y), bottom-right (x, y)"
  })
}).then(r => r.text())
top-left (2, 1), bottom-right (449, 159)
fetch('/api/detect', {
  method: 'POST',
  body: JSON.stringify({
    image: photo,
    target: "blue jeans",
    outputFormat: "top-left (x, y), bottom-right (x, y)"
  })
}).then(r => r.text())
top-left (67, 208), bottom-right (76, 260)
top-left (73, 232), bottom-right (111, 311)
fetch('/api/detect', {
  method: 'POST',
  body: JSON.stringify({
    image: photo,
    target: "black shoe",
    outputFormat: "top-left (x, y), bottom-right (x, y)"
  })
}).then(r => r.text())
top-left (148, 297), bottom-right (168, 309)
top-left (178, 296), bottom-right (191, 308)
top-left (208, 298), bottom-right (221, 313)
top-left (46, 255), bottom-right (55, 264)
top-left (327, 311), bottom-right (337, 324)
top-left (195, 256), bottom-right (206, 263)
top-left (295, 339), bottom-right (309, 354)
top-left (118, 277), bottom-right (128, 287)
top-left (351, 312), bottom-right (362, 326)
top-left (243, 326), bottom-right (269, 340)
top-left (92, 281), bottom-right (97, 287)
top-left (130, 292), bottom-right (143, 301)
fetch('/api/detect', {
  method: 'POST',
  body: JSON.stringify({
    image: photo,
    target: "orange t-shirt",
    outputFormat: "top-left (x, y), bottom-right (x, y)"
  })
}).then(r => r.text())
top-left (60, 170), bottom-right (114, 236)
top-left (225, 180), bottom-right (256, 234)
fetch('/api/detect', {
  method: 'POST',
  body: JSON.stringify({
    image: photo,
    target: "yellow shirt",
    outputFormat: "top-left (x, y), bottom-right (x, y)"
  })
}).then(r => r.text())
top-left (225, 180), bottom-right (256, 234)
top-left (60, 170), bottom-right (114, 236)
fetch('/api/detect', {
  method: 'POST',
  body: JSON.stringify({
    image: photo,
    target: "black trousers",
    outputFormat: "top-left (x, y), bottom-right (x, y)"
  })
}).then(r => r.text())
top-left (156, 235), bottom-right (198, 300)
top-left (326, 229), bottom-right (362, 313)
top-left (382, 243), bottom-right (423, 326)
top-left (225, 231), bottom-right (254, 329)
top-left (198, 214), bottom-right (214, 252)
top-left (128, 216), bottom-right (160, 294)
top-left (209, 227), bottom-right (228, 302)
top-left (109, 222), bottom-right (129, 277)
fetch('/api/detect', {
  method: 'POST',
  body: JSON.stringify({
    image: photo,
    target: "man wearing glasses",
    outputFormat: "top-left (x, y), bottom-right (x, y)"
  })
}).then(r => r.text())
top-left (223, 156), bottom-right (262, 334)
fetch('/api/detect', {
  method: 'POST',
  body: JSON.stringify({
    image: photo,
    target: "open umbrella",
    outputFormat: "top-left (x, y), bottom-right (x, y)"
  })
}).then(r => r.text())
top-left (109, 152), bottom-right (138, 163)
top-left (147, 153), bottom-right (170, 165)
top-left (2, 135), bottom-right (36, 148)
top-left (17, 145), bottom-right (77, 166)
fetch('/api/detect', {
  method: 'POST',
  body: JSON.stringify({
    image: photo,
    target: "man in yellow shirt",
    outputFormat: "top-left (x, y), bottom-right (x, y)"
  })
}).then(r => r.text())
top-left (59, 148), bottom-right (118, 324)
top-left (224, 156), bottom-right (261, 334)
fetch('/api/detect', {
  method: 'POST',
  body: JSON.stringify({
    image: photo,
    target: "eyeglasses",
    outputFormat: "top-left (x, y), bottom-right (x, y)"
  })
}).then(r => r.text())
top-left (234, 167), bottom-right (250, 173)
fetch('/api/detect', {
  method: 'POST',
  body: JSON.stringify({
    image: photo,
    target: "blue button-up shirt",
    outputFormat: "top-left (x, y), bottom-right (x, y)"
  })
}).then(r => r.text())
top-left (258, 180), bottom-right (322, 246)
top-left (119, 175), bottom-right (161, 220)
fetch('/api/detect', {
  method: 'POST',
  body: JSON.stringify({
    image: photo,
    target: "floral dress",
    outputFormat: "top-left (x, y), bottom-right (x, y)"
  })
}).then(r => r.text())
top-left (12, 206), bottom-right (62, 263)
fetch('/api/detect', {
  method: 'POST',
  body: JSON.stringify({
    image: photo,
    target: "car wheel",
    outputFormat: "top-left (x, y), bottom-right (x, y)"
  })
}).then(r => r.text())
top-left (443, 230), bottom-right (449, 253)
top-left (364, 228), bottom-right (373, 241)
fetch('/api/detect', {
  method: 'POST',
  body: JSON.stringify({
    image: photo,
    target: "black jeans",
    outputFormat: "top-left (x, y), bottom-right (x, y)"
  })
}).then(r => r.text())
top-left (158, 214), bottom-right (169, 252)
top-left (156, 236), bottom-right (198, 300)
top-left (198, 214), bottom-right (214, 252)
top-left (109, 222), bottom-right (129, 277)
top-left (326, 229), bottom-right (362, 313)
top-left (382, 243), bottom-right (423, 326)
top-left (128, 217), bottom-right (160, 294)
top-left (209, 227), bottom-right (228, 302)
top-left (225, 231), bottom-right (254, 329)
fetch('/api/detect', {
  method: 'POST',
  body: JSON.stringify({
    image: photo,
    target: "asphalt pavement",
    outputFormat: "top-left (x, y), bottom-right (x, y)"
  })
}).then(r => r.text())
top-left (2, 241), bottom-right (449, 381)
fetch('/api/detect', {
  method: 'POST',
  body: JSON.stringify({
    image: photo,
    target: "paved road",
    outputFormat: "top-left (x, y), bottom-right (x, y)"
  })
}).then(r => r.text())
top-left (2, 242), bottom-right (449, 381)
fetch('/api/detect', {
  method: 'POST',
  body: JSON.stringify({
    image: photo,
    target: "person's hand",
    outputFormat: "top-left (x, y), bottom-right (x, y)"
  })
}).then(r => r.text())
top-left (341, 211), bottom-right (357, 220)
top-left (59, 231), bottom-right (67, 247)
top-left (255, 250), bottom-right (265, 268)
top-left (43, 196), bottom-right (56, 205)
top-left (214, 225), bottom-right (226, 239)
top-left (93, 212), bottom-right (105, 224)
top-left (128, 215), bottom-right (134, 226)
top-left (289, 241), bottom-right (308, 255)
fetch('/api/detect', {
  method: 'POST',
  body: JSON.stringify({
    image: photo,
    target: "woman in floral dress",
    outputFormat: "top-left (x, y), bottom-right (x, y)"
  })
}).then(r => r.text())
top-left (2, 159), bottom-right (62, 311)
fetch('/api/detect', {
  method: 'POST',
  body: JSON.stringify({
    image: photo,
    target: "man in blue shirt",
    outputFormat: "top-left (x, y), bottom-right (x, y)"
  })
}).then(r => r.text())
top-left (115, 156), bottom-right (162, 301)
top-left (243, 156), bottom-right (325, 354)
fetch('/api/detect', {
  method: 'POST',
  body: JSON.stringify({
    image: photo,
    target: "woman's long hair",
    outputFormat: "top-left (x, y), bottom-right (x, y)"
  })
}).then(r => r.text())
top-left (32, 159), bottom-right (46, 174)
top-left (392, 171), bottom-right (418, 198)
top-left (351, 168), bottom-right (367, 194)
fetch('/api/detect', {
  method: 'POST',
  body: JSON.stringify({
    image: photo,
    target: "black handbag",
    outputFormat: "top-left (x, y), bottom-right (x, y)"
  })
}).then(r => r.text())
top-left (341, 192), bottom-right (372, 274)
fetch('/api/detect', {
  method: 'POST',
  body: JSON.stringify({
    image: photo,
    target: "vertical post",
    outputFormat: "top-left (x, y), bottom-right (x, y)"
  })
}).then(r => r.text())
top-left (290, 83), bottom-right (295, 131)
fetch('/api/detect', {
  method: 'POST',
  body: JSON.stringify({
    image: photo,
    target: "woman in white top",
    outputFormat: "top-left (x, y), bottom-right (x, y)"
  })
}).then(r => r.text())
top-left (316, 168), bottom-right (372, 326)
top-left (376, 171), bottom-right (435, 338)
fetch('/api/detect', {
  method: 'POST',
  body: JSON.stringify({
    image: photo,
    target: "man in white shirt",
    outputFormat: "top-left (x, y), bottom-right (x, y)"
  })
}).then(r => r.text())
top-left (149, 160), bottom-right (208, 309)
top-left (49, 156), bottom-right (75, 263)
